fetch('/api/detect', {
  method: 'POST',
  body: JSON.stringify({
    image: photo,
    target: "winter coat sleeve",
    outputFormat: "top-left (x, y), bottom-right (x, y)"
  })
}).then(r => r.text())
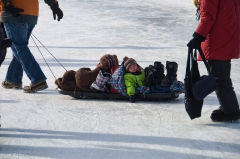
top-left (195, 0), bottom-right (219, 37)
top-left (124, 73), bottom-right (136, 96)
top-left (44, 0), bottom-right (55, 6)
top-left (124, 70), bottom-right (145, 96)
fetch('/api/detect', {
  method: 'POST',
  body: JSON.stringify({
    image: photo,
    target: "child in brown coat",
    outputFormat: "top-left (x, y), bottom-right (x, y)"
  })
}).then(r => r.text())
top-left (55, 54), bottom-right (119, 91)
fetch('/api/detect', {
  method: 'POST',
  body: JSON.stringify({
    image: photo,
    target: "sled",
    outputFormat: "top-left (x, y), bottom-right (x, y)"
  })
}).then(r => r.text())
top-left (57, 88), bottom-right (181, 101)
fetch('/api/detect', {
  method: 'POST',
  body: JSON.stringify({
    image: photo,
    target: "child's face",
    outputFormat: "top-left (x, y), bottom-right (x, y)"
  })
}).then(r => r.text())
top-left (128, 63), bottom-right (138, 73)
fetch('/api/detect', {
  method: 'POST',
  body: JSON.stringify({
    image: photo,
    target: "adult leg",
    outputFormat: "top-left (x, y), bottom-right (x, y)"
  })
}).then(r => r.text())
top-left (209, 60), bottom-right (239, 114)
top-left (4, 22), bottom-right (46, 84)
top-left (3, 23), bottom-right (23, 84)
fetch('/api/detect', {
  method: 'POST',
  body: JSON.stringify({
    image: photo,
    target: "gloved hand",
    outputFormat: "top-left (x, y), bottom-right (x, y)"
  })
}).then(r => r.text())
top-left (0, 39), bottom-right (12, 48)
top-left (129, 96), bottom-right (135, 103)
top-left (187, 32), bottom-right (206, 49)
top-left (4, 3), bottom-right (24, 17)
top-left (187, 37), bottom-right (202, 49)
top-left (50, 2), bottom-right (63, 21)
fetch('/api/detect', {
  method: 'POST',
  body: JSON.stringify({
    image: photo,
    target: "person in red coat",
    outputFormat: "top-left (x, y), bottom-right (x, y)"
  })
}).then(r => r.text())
top-left (188, 0), bottom-right (240, 122)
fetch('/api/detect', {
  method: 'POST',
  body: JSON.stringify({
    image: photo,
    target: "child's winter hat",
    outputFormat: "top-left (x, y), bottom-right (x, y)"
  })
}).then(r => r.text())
top-left (123, 56), bottom-right (137, 71)
top-left (99, 54), bottom-right (119, 68)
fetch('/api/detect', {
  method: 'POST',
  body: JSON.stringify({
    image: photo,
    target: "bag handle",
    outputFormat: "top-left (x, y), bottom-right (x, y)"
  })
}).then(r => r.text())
top-left (185, 46), bottom-right (192, 79)
top-left (185, 45), bottom-right (198, 78)
top-left (197, 48), bottom-right (212, 75)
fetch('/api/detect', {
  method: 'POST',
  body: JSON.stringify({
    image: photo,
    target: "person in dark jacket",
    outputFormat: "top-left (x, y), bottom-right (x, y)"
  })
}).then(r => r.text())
top-left (0, 22), bottom-right (12, 66)
top-left (0, 0), bottom-right (63, 92)
top-left (188, 0), bottom-right (240, 122)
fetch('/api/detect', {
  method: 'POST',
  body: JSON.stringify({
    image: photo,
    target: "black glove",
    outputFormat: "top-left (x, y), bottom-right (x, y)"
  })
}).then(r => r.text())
top-left (4, 3), bottom-right (24, 17)
top-left (0, 39), bottom-right (12, 48)
top-left (50, 2), bottom-right (63, 21)
top-left (0, 48), bottom-right (7, 67)
top-left (129, 96), bottom-right (135, 103)
top-left (187, 32), bottom-right (206, 49)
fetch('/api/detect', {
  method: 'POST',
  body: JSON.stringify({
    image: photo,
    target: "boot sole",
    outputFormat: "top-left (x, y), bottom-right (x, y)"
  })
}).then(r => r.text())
top-left (211, 117), bottom-right (240, 123)
top-left (2, 81), bottom-right (22, 89)
top-left (23, 84), bottom-right (48, 93)
top-left (2, 86), bottom-right (22, 90)
top-left (211, 119), bottom-right (240, 123)
top-left (90, 83), bottom-right (102, 93)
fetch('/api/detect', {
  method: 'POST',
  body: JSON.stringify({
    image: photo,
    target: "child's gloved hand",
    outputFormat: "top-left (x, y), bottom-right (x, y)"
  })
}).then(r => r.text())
top-left (4, 3), bottom-right (24, 17)
top-left (129, 96), bottom-right (135, 103)
top-left (50, 2), bottom-right (63, 21)
top-left (0, 39), bottom-right (12, 48)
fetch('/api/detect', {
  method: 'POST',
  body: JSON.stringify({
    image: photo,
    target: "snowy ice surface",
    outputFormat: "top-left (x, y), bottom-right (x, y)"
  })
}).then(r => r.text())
top-left (0, 0), bottom-right (240, 159)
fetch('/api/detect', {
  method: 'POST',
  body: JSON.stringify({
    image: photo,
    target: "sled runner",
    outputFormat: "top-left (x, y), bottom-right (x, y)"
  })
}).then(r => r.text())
top-left (57, 88), bottom-right (180, 101)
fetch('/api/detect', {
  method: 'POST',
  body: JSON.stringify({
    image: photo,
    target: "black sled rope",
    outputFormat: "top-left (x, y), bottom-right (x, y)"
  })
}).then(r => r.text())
top-left (30, 34), bottom-right (67, 80)
top-left (15, 17), bottom-right (67, 80)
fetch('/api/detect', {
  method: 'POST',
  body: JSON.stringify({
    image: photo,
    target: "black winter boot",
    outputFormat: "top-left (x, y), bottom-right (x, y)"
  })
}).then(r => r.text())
top-left (211, 107), bottom-right (222, 114)
top-left (129, 96), bottom-right (136, 103)
top-left (151, 61), bottom-right (165, 85)
top-left (211, 109), bottom-right (240, 122)
top-left (144, 65), bottom-right (155, 87)
top-left (161, 61), bottom-right (178, 86)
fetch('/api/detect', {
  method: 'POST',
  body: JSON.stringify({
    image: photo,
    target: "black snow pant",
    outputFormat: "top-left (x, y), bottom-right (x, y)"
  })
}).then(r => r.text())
top-left (208, 60), bottom-right (239, 114)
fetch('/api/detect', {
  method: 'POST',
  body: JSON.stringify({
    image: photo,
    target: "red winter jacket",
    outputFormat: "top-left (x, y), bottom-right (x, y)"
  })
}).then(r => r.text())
top-left (196, 0), bottom-right (240, 60)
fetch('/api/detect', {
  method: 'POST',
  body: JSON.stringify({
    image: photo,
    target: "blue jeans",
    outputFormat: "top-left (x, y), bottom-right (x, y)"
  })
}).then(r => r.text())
top-left (4, 22), bottom-right (46, 84)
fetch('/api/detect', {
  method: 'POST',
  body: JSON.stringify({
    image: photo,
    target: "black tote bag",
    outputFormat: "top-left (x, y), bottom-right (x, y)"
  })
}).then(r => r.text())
top-left (184, 47), bottom-right (204, 120)
top-left (191, 48), bottom-right (218, 101)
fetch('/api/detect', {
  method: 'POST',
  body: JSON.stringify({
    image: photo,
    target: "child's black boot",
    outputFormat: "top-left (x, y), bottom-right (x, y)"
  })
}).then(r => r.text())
top-left (144, 65), bottom-right (154, 86)
top-left (151, 61), bottom-right (165, 85)
top-left (161, 61), bottom-right (178, 86)
top-left (129, 96), bottom-right (136, 103)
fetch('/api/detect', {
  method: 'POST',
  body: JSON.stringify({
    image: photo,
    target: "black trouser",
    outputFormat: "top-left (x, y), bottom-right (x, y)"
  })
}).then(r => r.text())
top-left (208, 60), bottom-right (239, 114)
